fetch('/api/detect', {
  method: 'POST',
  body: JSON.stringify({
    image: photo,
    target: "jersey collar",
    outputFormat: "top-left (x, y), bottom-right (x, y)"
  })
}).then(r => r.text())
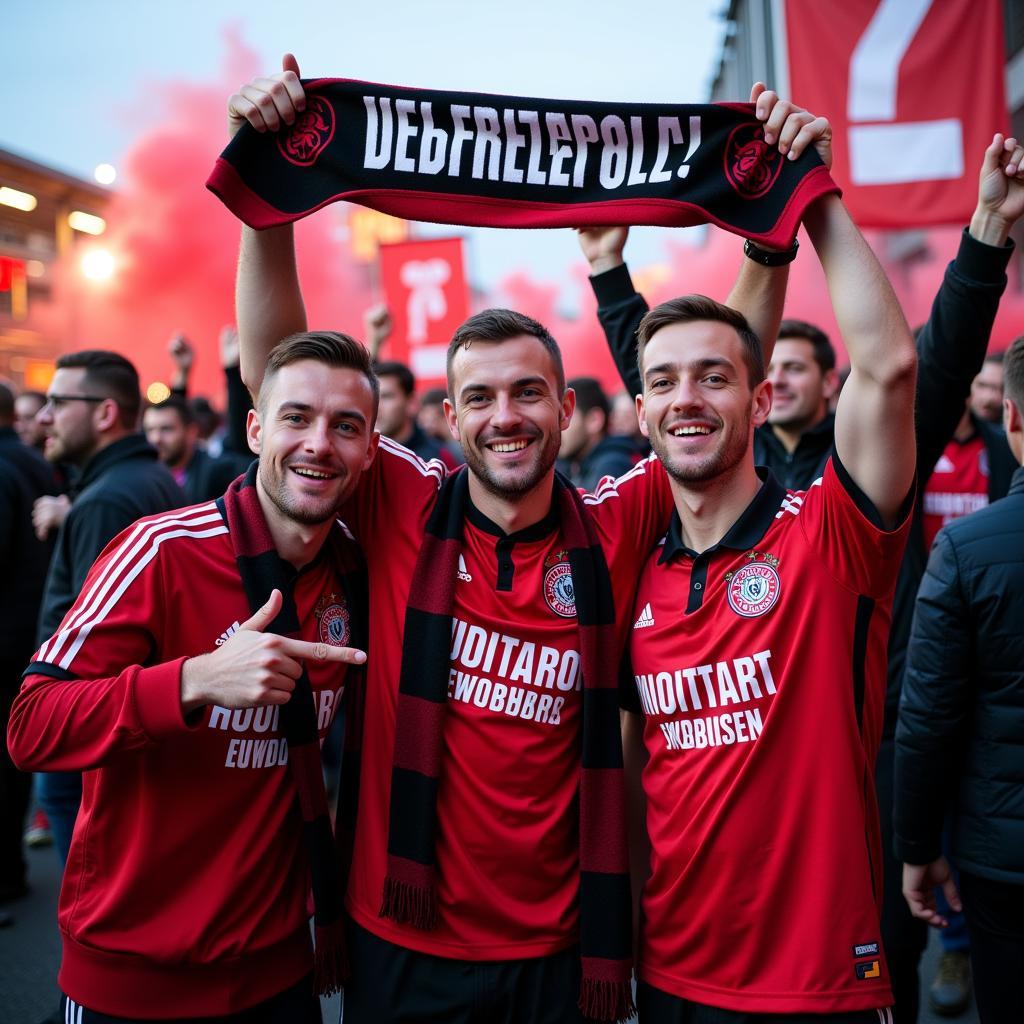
top-left (465, 494), bottom-right (560, 543)
top-left (659, 467), bottom-right (786, 564)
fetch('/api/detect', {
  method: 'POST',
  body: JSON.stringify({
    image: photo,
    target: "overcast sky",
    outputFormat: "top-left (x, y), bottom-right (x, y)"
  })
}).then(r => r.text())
top-left (2, 0), bottom-right (730, 293)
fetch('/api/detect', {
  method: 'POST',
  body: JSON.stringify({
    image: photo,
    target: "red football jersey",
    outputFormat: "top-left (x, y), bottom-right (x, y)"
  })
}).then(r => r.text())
top-left (922, 434), bottom-right (989, 550)
top-left (8, 501), bottom-right (354, 1018)
top-left (341, 438), bottom-right (671, 959)
top-left (626, 460), bottom-right (910, 1014)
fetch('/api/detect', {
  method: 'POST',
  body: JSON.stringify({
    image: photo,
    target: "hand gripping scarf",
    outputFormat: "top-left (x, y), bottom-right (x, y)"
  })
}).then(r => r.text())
top-left (380, 467), bottom-right (634, 1022)
top-left (217, 464), bottom-right (368, 996)
top-left (208, 78), bottom-right (839, 248)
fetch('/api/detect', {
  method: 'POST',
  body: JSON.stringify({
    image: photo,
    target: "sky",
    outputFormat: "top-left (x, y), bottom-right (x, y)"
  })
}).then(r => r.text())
top-left (2, 0), bottom-right (729, 297)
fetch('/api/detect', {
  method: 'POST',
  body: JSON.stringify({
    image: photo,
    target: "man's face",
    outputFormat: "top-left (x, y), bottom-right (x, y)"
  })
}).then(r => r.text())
top-left (638, 320), bottom-right (769, 485)
top-left (249, 360), bottom-right (378, 526)
top-left (558, 404), bottom-right (589, 461)
top-left (766, 338), bottom-right (833, 432)
top-left (418, 402), bottom-right (451, 442)
top-left (143, 407), bottom-right (195, 469)
top-left (375, 374), bottom-right (411, 439)
top-left (445, 335), bottom-right (572, 500)
top-left (970, 360), bottom-right (1004, 423)
top-left (37, 367), bottom-right (106, 467)
top-left (14, 394), bottom-right (46, 449)
top-left (609, 391), bottom-right (643, 439)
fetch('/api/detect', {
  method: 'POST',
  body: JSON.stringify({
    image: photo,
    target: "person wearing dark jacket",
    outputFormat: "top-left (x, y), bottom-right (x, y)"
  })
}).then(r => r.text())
top-left (0, 384), bottom-right (59, 913)
top-left (895, 333), bottom-right (1024, 1024)
top-left (577, 130), bottom-right (1024, 1022)
top-left (32, 350), bottom-right (184, 866)
top-left (558, 376), bottom-right (640, 491)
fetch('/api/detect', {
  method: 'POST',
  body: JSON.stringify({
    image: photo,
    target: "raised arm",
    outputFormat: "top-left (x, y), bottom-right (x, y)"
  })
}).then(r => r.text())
top-left (805, 195), bottom-right (916, 524)
top-left (230, 55), bottom-right (310, 397)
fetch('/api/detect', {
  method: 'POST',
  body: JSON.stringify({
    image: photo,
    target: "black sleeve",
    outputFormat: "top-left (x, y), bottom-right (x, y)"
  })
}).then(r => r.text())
top-left (590, 263), bottom-right (650, 397)
top-left (914, 229), bottom-right (1013, 487)
top-left (67, 500), bottom-right (135, 596)
top-left (893, 529), bottom-right (972, 864)
top-left (223, 363), bottom-right (254, 456)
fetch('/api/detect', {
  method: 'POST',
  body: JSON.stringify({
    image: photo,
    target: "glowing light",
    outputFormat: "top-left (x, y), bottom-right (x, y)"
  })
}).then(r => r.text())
top-left (94, 163), bottom-right (117, 186)
top-left (0, 186), bottom-right (37, 212)
top-left (147, 382), bottom-right (171, 404)
top-left (25, 260), bottom-right (45, 278)
top-left (68, 210), bottom-right (106, 235)
top-left (81, 249), bottom-right (115, 282)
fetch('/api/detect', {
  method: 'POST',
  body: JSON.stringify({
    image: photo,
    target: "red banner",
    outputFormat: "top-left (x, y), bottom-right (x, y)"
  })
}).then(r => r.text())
top-left (0, 256), bottom-right (24, 292)
top-left (378, 237), bottom-right (470, 388)
top-left (784, 0), bottom-right (1006, 228)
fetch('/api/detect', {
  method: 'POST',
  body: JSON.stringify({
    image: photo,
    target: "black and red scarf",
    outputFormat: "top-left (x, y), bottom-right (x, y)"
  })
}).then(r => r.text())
top-left (208, 78), bottom-right (838, 248)
top-left (380, 467), bottom-right (634, 1022)
top-left (217, 464), bottom-right (367, 996)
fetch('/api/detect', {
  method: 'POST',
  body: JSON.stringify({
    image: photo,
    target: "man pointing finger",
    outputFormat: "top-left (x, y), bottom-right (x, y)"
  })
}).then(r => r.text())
top-left (8, 332), bottom-right (378, 1022)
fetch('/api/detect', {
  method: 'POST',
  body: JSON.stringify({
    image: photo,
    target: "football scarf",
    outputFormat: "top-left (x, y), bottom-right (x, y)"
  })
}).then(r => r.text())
top-left (380, 467), bottom-right (634, 1022)
top-left (208, 78), bottom-right (838, 248)
top-left (217, 464), bottom-right (368, 995)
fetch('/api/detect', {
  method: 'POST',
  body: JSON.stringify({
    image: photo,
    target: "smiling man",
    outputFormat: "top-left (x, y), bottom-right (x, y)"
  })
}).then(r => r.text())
top-left (8, 332), bottom-right (374, 1023)
top-left (622, 185), bottom-right (918, 1022)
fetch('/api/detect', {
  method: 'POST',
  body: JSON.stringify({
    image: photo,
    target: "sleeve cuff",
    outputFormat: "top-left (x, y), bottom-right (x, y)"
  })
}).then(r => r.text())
top-left (133, 657), bottom-right (192, 738)
top-left (955, 226), bottom-right (1014, 283)
top-left (590, 262), bottom-right (639, 306)
top-left (893, 833), bottom-right (942, 867)
top-left (831, 454), bottom-right (916, 534)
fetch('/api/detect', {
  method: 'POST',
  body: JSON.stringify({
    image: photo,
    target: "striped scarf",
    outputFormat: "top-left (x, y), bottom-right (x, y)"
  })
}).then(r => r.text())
top-left (380, 467), bottom-right (634, 1021)
top-left (218, 464), bottom-right (367, 995)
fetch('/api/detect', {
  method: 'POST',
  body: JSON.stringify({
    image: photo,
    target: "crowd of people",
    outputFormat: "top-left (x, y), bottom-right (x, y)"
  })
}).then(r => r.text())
top-left (1, 57), bottom-right (1023, 1024)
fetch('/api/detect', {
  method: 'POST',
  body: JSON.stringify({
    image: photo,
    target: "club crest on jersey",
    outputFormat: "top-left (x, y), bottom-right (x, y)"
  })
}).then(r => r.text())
top-left (314, 592), bottom-right (350, 646)
top-left (543, 550), bottom-right (576, 618)
top-left (725, 554), bottom-right (781, 618)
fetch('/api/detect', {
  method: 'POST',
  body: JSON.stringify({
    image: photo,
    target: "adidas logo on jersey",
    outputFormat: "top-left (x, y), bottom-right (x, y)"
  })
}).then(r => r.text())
top-left (457, 555), bottom-right (473, 583)
top-left (934, 453), bottom-right (956, 473)
top-left (634, 603), bottom-right (655, 629)
top-left (215, 621), bottom-right (242, 646)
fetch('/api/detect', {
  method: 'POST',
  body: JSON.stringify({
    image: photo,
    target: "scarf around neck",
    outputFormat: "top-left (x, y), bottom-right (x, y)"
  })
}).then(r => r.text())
top-left (380, 467), bottom-right (634, 1022)
top-left (208, 78), bottom-right (838, 248)
top-left (217, 464), bottom-right (367, 995)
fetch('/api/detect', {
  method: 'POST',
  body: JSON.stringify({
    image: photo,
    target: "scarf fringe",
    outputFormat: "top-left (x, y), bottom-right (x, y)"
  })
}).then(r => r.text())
top-left (379, 875), bottom-right (438, 930)
top-left (313, 919), bottom-right (348, 996)
top-left (578, 977), bottom-right (636, 1023)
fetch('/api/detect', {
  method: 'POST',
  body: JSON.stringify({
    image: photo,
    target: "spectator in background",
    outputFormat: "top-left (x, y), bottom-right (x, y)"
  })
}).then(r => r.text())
top-left (375, 359), bottom-right (458, 467)
top-left (418, 386), bottom-right (464, 466)
top-left (895, 334), bottom-right (1024, 1024)
top-left (970, 351), bottom-right (1004, 423)
top-left (0, 383), bottom-right (59, 920)
top-left (32, 350), bottom-right (184, 865)
top-left (557, 376), bottom-right (639, 490)
top-left (14, 390), bottom-right (48, 453)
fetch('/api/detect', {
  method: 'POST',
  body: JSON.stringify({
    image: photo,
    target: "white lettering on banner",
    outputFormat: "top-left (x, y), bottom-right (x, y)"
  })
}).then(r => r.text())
top-left (447, 617), bottom-right (579, 727)
top-left (635, 650), bottom-right (775, 751)
top-left (400, 259), bottom-right (451, 342)
top-left (847, 0), bottom-right (963, 185)
top-left (362, 98), bottom-right (702, 189)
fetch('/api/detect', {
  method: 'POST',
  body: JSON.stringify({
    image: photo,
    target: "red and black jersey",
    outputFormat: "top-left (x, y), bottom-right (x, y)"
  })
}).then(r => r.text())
top-left (7, 501), bottom-right (354, 1019)
top-left (341, 438), bottom-right (671, 960)
top-left (922, 434), bottom-right (989, 550)
top-left (625, 459), bottom-right (910, 1014)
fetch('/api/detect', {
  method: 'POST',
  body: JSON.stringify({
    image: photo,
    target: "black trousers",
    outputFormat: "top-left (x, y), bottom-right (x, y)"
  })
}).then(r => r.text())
top-left (0, 660), bottom-right (32, 895)
top-left (59, 975), bottom-right (321, 1023)
top-left (342, 920), bottom-right (596, 1024)
top-left (637, 980), bottom-right (893, 1023)
top-left (959, 870), bottom-right (1024, 1024)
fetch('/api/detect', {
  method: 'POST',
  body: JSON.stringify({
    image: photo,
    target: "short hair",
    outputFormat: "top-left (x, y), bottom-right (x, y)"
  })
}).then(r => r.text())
top-left (420, 386), bottom-right (448, 408)
top-left (374, 360), bottom-right (415, 397)
top-left (777, 319), bottom-right (836, 373)
top-left (984, 350), bottom-right (1005, 366)
top-left (447, 309), bottom-right (565, 396)
top-left (144, 394), bottom-right (194, 426)
top-left (18, 390), bottom-right (46, 408)
top-left (0, 382), bottom-right (14, 422)
top-left (567, 377), bottom-right (610, 421)
top-left (261, 331), bottom-right (379, 416)
top-left (1003, 336), bottom-right (1024, 411)
top-left (636, 295), bottom-right (765, 387)
top-left (55, 349), bottom-right (140, 428)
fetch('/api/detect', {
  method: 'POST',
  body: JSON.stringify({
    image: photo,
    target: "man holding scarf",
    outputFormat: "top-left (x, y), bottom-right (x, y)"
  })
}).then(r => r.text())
top-left (8, 332), bottom-right (375, 1022)
top-left (229, 58), bottom-right (830, 1023)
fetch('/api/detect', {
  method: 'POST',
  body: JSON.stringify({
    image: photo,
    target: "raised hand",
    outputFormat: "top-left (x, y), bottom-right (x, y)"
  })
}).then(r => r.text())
top-left (751, 82), bottom-right (832, 170)
top-left (575, 225), bottom-right (630, 275)
top-left (227, 53), bottom-right (306, 138)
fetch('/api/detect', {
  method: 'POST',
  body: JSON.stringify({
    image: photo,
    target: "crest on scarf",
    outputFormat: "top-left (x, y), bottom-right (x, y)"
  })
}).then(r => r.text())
top-left (724, 551), bottom-right (781, 618)
top-left (277, 95), bottom-right (336, 167)
top-left (543, 549), bottom-right (576, 618)
top-left (315, 591), bottom-right (350, 646)
top-left (724, 123), bottom-right (783, 199)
